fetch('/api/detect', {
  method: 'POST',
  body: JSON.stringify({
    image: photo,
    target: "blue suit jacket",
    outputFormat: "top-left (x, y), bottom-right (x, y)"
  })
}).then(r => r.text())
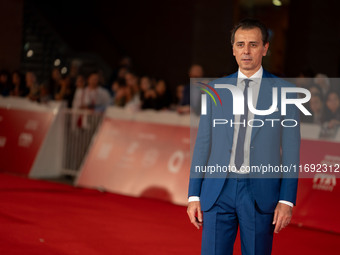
top-left (188, 70), bottom-right (300, 213)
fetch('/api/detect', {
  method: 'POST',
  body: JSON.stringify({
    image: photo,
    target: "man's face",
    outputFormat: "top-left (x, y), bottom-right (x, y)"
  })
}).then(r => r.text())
top-left (326, 93), bottom-right (340, 113)
top-left (232, 27), bottom-right (269, 76)
top-left (88, 74), bottom-right (99, 88)
top-left (310, 96), bottom-right (322, 112)
top-left (125, 73), bottom-right (137, 87)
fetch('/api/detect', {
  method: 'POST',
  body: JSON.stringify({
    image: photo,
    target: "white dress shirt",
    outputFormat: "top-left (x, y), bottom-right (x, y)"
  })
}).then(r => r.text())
top-left (83, 87), bottom-right (111, 109)
top-left (72, 87), bottom-right (86, 109)
top-left (189, 66), bottom-right (293, 207)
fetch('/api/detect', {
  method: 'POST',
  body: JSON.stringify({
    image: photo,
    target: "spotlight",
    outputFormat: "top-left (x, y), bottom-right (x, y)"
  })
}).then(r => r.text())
top-left (54, 59), bottom-right (61, 66)
top-left (273, 0), bottom-right (282, 6)
top-left (61, 67), bottom-right (68, 74)
top-left (26, 50), bottom-right (34, 58)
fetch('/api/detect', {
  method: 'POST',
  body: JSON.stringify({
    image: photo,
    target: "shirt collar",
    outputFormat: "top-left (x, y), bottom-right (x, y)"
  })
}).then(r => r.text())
top-left (237, 66), bottom-right (263, 81)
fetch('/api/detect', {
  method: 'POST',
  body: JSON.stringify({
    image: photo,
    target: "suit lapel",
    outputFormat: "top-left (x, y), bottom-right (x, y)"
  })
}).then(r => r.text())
top-left (226, 72), bottom-right (238, 140)
top-left (251, 70), bottom-right (276, 142)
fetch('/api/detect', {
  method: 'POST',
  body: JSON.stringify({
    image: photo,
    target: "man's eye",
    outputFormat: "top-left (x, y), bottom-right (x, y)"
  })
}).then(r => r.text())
top-left (251, 44), bottom-right (257, 47)
top-left (237, 44), bottom-right (244, 47)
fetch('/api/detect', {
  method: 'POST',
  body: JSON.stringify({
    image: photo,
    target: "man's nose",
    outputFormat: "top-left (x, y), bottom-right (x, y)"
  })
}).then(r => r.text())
top-left (243, 44), bottom-right (250, 54)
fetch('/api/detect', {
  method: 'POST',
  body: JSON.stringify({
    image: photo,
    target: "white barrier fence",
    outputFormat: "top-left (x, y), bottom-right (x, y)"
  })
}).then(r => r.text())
top-left (61, 109), bottom-right (103, 176)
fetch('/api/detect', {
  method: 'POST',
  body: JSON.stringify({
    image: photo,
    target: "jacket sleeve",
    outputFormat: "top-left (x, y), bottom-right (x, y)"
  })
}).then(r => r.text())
top-left (279, 84), bottom-right (300, 205)
top-left (188, 87), bottom-right (213, 197)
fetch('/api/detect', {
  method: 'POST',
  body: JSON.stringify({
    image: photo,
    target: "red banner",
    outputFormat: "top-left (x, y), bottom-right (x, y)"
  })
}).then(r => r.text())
top-left (76, 118), bottom-right (191, 205)
top-left (291, 139), bottom-right (340, 233)
top-left (0, 108), bottom-right (53, 175)
top-left (76, 113), bottom-right (340, 232)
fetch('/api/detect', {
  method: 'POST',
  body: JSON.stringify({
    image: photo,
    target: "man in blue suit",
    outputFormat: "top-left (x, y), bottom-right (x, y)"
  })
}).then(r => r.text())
top-left (187, 18), bottom-right (300, 255)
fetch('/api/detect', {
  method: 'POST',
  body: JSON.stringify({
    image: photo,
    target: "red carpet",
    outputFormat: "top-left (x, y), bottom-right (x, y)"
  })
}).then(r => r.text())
top-left (0, 173), bottom-right (339, 255)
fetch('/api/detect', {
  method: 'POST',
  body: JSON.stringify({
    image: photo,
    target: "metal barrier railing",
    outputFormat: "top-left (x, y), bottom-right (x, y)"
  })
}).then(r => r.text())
top-left (61, 109), bottom-right (103, 176)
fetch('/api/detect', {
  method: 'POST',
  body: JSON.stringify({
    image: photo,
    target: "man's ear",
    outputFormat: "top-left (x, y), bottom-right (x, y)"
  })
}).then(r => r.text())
top-left (263, 42), bottom-right (269, 56)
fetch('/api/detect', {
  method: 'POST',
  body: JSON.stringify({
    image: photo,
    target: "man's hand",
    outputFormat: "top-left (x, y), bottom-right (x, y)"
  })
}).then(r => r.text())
top-left (187, 201), bottom-right (203, 229)
top-left (272, 203), bottom-right (292, 233)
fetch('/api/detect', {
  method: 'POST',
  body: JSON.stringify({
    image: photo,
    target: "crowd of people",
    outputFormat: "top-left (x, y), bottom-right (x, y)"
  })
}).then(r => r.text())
top-left (1, 59), bottom-right (339, 136)
top-left (0, 58), bottom-right (198, 114)
top-left (296, 70), bottom-right (340, 138)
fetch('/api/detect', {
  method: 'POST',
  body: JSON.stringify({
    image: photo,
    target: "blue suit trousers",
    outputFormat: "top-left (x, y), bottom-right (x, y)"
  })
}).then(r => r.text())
top-left (201, 175), bottom-right (275, 255)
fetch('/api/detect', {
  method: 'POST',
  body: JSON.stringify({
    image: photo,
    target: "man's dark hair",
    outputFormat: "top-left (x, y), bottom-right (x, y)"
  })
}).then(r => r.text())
top-left (230, 18), bottom-right (269, 46)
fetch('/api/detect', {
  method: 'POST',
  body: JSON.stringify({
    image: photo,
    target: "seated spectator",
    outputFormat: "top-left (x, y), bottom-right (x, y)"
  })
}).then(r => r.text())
top-left (83, 72), bottom-right (111, 112)
top-left (0, 69), bottom-right (12, 97)
top-left (10, 70), bottom-right (27, 97)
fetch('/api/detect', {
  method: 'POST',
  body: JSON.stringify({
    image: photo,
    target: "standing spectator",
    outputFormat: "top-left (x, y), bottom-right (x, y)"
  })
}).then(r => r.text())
top-left (140, 76), bottom-right (156, 109)
top-left (49, 68), bottom-right (63, 99)
top-left (83, 72), bottom-right (111, 112)
top-left (117, 67), bottom-right (128, 80)
top-left (125, 72), bottom-right (139, 95)
top-left (68, 59), bottom-right (81, 85)
top-left (39, 84), bottom-right (51, 103)
top-left (176, 84), bottom-right (184, 104)
top-left (55, 76), bottom-right (73, 107)
top-left (25, 71), bottom-right (40, 101)
top-left (301, 94), bottom-right (324, 124)
top-left (154, 79), bottom-right (171, 110)
top-left (308, 84), bottom-right (322, 96)
top-left (178, 64), bottom-right (204, 114)
top-left (0, 69), bottom-right (12, 97)
top-left (72, 75), bottom-right (87, 109)
top-left (108, 56), bottom-right (132, 89)
top-left (182, 64), bottom-right (204, 105)
top-left (296, 67), bottom-right (316, 91)
top-left (112, 79), bottom-right (128, 107)
top-left (71, 75), bottom-right (87, 129)
top-left (65, 60), bottom-right (82, 108)
top-left (314, 73), bottom-right (331, 97)
top-left (124, 72), bottom-right (141, 111)
top-left (10, 71), bottom-right (27, 97)
top-left (170, 84), bottom-right (184, 111)
top-left (323, 90), bottom-right (340, 128)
